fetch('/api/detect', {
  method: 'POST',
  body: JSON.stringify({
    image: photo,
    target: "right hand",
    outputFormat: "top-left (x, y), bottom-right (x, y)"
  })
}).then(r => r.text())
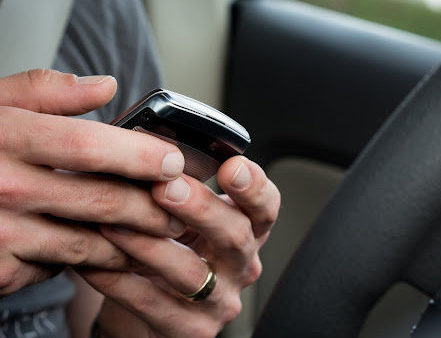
top-left (0, 69), bottom-right (186, 297)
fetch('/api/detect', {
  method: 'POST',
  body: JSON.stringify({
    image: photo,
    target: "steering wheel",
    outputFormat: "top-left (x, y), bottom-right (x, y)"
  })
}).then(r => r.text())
top-left (252, 66), bottom-right (441, 337)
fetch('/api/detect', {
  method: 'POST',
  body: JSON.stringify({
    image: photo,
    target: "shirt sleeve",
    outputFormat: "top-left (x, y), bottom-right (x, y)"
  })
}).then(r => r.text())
top-left (53, 0), bottom-right (163, 123)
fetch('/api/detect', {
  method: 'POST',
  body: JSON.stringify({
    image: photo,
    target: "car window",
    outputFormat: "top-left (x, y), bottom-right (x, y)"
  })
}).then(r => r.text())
top-left (298, 0), bottom-right (441, 42)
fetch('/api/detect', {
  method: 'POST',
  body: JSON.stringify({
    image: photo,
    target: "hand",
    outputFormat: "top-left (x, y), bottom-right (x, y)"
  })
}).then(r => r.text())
top-left (81, 156), bottom-right (281, 338)
top-left (0, 69), bottom-right (187, 297)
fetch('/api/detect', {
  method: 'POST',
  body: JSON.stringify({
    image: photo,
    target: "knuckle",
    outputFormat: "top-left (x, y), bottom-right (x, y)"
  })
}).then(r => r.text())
top-left (255, 181), bottom-right (281, 229)
top-left (268, 186), bottom-right (282, 224)
top-left (244, 257), bottom-right (263, 286)
top-left (25, 69), bottom-right (57, 87)
top-left (101, 250), bottom-right (129, 270)
top-left (234, 224), bottom-right (252, 249)
top-left (102, 256), bottom-right (125, 271)
top-left (223, 220), bottom-right (253, 253)
top-left (188, 321), bottom-right (219, 338)
top-left (63, 230), bottom-right (91, 266)
top-left (262, 202), bottom-right (280, 228)
top-left (272, 183), bottom-right (282, 215)
top-left (188, 186), bottom-right (213, 223)
top-left (60, 73), bottom-right (78, 86)
top-left (92, 184), bottom-right (124, 221)
top-left (0, 176), bottom-right (26, 209)
top-left (94, 272), bottom-right (124, 295)
top-left (195, 200), bottom-right (212, 224)
top-left (223, 296), bottom-right (243, 323)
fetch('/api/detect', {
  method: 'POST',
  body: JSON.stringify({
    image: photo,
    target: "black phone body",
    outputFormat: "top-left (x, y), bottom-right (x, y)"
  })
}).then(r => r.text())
top-left (112, 89), bottom-right (251, 181)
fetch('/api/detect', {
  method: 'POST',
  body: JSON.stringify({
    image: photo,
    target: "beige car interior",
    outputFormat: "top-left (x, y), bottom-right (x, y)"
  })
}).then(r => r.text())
top-left (0, 0), bottom-right (430, 337)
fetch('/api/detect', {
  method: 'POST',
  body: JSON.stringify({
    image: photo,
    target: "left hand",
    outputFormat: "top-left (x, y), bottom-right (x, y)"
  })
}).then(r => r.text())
top-left (80, 156), bottom-right (281, 338)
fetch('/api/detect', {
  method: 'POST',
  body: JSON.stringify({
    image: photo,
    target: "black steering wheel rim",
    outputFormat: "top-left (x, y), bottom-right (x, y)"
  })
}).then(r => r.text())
top-left (253, 65), bottom-right (441, 337)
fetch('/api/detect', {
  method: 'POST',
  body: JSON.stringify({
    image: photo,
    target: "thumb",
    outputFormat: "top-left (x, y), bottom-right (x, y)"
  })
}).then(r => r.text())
top-left (0, 69), bottom-right (117, 116)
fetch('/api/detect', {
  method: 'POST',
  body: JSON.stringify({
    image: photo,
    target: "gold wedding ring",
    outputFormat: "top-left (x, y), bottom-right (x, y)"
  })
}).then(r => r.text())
top-left (182, 258), bottom-right (217, 302)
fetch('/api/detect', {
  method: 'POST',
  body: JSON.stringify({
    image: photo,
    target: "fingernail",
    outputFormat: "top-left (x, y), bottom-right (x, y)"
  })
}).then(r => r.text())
top-left (169, 216), bottom-right (186, 236)
top-left (77, 75), bottom-right (114, 85)
top-left (231, 163), bottom-right (251, 189)
top-left (162, 152), bottom-right (185, 179)
top-left (112, 226), bottom-right (135, 235)
top-left (164, 177), bottom-right (190, 203)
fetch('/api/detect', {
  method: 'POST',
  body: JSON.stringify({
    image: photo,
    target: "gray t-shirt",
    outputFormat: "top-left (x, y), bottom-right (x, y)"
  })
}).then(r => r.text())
top-left (0, 0), bottom-right (162, 336)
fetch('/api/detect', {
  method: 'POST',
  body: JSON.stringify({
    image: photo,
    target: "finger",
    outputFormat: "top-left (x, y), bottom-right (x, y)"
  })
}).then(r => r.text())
top-left (81, 270), bottom-right (224, 338)
top-left (218, 194), bottom-right (271, 249)
top-left (0, 69), bottom-right (117, 115)
top-left (0, 254), bottom-right (61, 297)
top-left (151, 175), bottom-right (256, 261)
top-left (100, 226), bottom-right (209, 295)
top-left (82, 269), bottom-right (242, 337)
top-left (217, 156), bottom-right (281, 238)
top-left (81, 270), bottom-right (191, 335)
top-left (3, 211), bottom-right (133, 270)
top-left (1, 165), bottom-right (182, 238)
top-left (0, 107), bottom-right (184, 181)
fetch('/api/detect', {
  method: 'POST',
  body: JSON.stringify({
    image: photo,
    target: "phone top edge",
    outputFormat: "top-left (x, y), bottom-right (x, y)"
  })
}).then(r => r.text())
top-left (160, 90), bottom-right (251, 142)
top-left (112, 89), bottom-right (251, 144)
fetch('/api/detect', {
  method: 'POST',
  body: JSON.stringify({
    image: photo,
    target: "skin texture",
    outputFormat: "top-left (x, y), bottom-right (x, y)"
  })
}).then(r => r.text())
top-left (82, 158), bottom-right (280, 337)
top-left (0, 69), bottom-right (185, 296)
top-left (0, 69), bottom-right (281, 337)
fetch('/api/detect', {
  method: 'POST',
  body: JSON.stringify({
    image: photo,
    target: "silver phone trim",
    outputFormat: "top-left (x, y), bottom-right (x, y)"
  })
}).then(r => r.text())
top-left (148, 90), bottom-right (251, 142)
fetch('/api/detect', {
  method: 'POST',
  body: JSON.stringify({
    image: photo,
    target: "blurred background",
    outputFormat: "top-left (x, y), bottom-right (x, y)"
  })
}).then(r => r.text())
top-left (300, 0), bottom-right (441, 41)
top-left (147, 0), bottom-right (441, 114)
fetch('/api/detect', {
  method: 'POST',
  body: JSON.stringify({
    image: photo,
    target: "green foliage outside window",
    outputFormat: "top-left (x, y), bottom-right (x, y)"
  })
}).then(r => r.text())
top-left (298, 0), bottom-right (441, 42)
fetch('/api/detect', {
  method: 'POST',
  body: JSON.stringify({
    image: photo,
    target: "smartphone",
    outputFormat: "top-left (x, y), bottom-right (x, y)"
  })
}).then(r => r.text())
top-left (111, 89), bottom-right (251, 182)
